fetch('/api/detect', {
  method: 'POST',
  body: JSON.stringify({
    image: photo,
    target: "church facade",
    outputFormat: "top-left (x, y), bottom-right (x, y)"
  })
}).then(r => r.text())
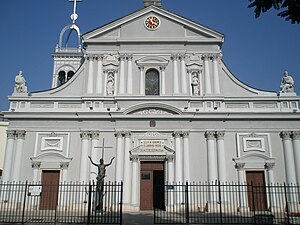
top-left (2, 0), bottom-right (300, 210)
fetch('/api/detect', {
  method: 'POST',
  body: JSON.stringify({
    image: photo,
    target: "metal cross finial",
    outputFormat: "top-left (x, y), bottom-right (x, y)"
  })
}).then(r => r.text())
top-left (94, 138), bottom-right (113, 159)
top-left (69, 0), bottom-right (82, 24)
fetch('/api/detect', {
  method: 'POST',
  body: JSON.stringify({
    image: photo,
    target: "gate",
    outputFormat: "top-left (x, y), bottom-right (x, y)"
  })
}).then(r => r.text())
top-left (0, 181), bottom-right (123, 225)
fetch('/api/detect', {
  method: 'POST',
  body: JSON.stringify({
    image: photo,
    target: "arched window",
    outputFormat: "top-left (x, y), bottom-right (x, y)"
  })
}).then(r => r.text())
top-left (145, 69), bottom-right (159, 95)
top-left (58, 71), bottom-right (66, 86)
top-left (67, 71), bottom-right (75, 81)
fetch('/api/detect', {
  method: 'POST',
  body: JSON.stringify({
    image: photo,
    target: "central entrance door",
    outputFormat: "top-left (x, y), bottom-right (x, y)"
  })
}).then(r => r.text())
top-left (246, 171), bottom-right (267, 211)
top-left (40, 170), bottom-right (60, 210)
top-left (140, 161), bottom-right (164, 210)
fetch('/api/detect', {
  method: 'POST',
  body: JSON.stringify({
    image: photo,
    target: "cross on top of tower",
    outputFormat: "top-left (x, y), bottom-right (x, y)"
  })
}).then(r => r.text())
top-left (69, 0), bottom-right (82, 24)
top-left (144, 0), bottom-right (162, 7)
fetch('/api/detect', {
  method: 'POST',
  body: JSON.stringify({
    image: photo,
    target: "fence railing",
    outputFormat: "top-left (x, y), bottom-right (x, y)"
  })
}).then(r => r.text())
top-left (154, 181), bottom-right (300, 224)
top-left (0, 181), bottom-right (123, 225)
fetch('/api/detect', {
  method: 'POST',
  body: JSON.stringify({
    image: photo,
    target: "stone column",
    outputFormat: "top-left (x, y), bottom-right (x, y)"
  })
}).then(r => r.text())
top-left (203, 55), bottom-right (212, 94)
top-left (96, 55), bottom-right (104, 94)
top-left (172, 54), bottom-right (180, 94)
top-left (115, 132), bottom-right (124, 182)
top-left (2, 130), bottom-right (16, 181)
top-left (180, 55), bottom-right (187, 94)
top-left (182, 131), bottom-right (190, 182)
top-left (127, 55), bottom-right (133, 94)
top-left (174, 131), bottom-right (183, 183)
top-left (79, 131), bottom-right (90, 182)
top-left (167, 155), bottom-right (175, 206)
top-left (90, 131), bottom-right (100, 181)
top-left (139, 66), bottom-right (145, 95)
top-left (123, 131), bottom-right (132, 204)
top-left (205, 131), bottom-right (217, 183)
top-left (280, 131), bottom-right (297, 184)
top-left (12, 130), bottom-right (26, 181)
top-left (160, 66), bottom-right (166, 95)
top-left (265, 162), bottom-right (277, 209)
top-left (212, 54), bottom-right (220, 94)
top-left (131, 156), bottom-right (139, 206)
top-left (235, 163), bottom-right (248, 210)
top-left (216, 131), bottom-right (226, 183)
top-left (119, 55), bottom-right (126, 94)
top-left (292, 131), bottom-right (300, 184)
top-left (87, 56), bottom-right (94, 94)
top-left (60, 162), bottom-right (69, 183)
top-left (32, 162), bottom-right (41, 183)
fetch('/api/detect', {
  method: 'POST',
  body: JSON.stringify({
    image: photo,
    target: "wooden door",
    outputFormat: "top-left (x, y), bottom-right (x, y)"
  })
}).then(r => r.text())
top-left (140, 162), bottom-right (164, 210)
top-left (40, 170), bottom-right (60, 210)
top-left (246, 171), bottom-right (267, 211)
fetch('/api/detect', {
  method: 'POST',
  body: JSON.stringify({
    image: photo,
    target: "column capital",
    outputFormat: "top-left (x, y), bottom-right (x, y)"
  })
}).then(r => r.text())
top-left (171, 54), bottom-right (179, 60)
top-left (138, 66), bottom-right (144, 71)
top-left (264, 162), bottom-right (275, 170)
top-left (16, 130), bottom-right (26, 140)
top-left (292, 131), bottom-right (300, 140)
top-left (87, 55), bottom-right (96, 61)
top-left (205, 131), bottom-right (215, 140)
top-left (119, 54), bottom-right (126, 61)
top-left (215, 131), bottom-right (225, 140)
top-left (80, 131), bottom-right (90, 140)
top-left (167, 155), bottom-right (174, 162)
top-left (173, 131), bottom-right (181, 138)
top-left (6, 130), bottom-right (16, 139)
top-left (95, 54), bottom-right (104, 61)
top-left (91, 131), bottom-right (100, 140)
top-left (160, 66), bottom-right (166, 71)
top-left (202, 54), bottom-right (210, 61)
top-left (115, 131), bottom-right (123, 138)
top-left (124, 131), bottom-right (131, 138)
top-left (131, 155), bottom-right (139, 162)
top-left (211, 53), bottom-right (221, 61)
top-left (178, 54), bottom-right (186, 60)
top-left (31, 161), bottom-right (41, 169)
top-left (126, 55), bottom-right (133, 60)
top-left (60, 162), bottom-right (69, 169)
top-left (280, 131), bottom-right (292, 140)
top-left (182, 131), bottom-right (189, 138)
top-left (235, 163), bottom-right (245, 171)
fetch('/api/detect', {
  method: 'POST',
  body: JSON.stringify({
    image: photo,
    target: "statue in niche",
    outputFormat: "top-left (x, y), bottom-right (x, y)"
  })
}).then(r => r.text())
top-left (191, 72), bottom-right (200, 95)
top-left (14, 71), bottom-right (28, 93)
top-left (88, 156), bottom-right (115, 212)
top-left (280, 71), bottom-right (295, 93)
top-left (106, 72), bottom-right (114, 95)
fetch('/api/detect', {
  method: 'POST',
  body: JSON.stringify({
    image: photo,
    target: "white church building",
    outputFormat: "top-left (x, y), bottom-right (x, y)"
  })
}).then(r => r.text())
top-left (2, 0), bottom-right (300, 210)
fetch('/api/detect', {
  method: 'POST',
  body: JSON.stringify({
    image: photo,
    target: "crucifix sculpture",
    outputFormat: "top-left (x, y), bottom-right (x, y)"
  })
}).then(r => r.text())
top-left (88, 139), bottom-right (114, 212)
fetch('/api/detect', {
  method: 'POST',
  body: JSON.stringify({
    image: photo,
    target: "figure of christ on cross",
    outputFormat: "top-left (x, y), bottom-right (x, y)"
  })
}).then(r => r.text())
top-left (88, 139), bottom-right (115, 212)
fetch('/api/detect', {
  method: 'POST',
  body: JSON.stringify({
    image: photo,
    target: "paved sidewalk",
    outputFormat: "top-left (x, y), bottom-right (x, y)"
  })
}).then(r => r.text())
top-left (122, 211), bottom-right (157, 225)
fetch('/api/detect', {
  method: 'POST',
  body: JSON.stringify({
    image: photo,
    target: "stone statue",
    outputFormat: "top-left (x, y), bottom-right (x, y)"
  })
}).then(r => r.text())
top-left (191, 73), bottom-right (200, 95)
top-left (280, 71), bottom-right (295, 93)
top-left (14, 71), bottom-right (28, 93)
top-left (106, 73), bottom-right (114, 95)
top-left (88, 156), bottom-right (115, 212)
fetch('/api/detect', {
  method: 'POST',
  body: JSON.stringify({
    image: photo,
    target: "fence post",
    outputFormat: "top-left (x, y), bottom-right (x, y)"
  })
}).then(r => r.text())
top-left (22, 181), bottom-right (28, 225)
top-left (185, 181), bottom-right (189, 225)
top-left (218, 181), bottom-right (223, 225)
top-left (251, 182), bottom-right (256, 225)
top-left (120, 181), bottom-right (123, 225)
top-left (87, 182), bottom-right (92, 225)
top-left (284, 183), bottom-right (290, 225)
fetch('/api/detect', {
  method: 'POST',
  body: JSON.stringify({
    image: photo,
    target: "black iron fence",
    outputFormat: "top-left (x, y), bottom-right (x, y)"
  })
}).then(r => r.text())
top-left (0, 181), bottom-right (123, 225)
top-left (154, 181), bottom-right (300, 224)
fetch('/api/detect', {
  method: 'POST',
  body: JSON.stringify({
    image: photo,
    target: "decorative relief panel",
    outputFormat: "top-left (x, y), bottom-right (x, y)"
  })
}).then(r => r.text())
top-left (41, 137), bottom-right (63, 151)
top-left (132, 108), bottom-right (172, 115)
top-left (236, 133), bottom-right (271, 157)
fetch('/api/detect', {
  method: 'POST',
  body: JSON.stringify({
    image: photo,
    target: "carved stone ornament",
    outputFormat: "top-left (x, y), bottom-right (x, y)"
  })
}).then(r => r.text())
top-left (106, 72), bottom-right (115, 96)
top-left (124, 131), bottom-right (131, 138)
top-left (235, 163), bottom-right (245, 170)
top-left (264, 162), bottom-right (275, 170)
top-left (133, 109), bottom-right (172, 115)
top-left (16, 130), bottom-right (26, 140)
top-left (60, 162), bottom-right (69, 169)
top-left (173, 131), bottom-right (181, 138)
top-left (215, 131), bottom-right (225, 140)
top-left (115, 131), bottom-right (123, 138)
top-left (91, 131), bottom-right (100, 140)
top-left (280, 131), bottom-right (292, 140)
top-left (182, 131), bottom-right (189, 138)
top-left (81, 131), bottom-right (90, 140)
top-left (31, 161), bottom-right (41, 169)
top-left (292, 131), bottom-right (300, 140)
top-left (205, 131), bottom-right (215, 140)
top-left (6, 130), bottom-right (15, 139)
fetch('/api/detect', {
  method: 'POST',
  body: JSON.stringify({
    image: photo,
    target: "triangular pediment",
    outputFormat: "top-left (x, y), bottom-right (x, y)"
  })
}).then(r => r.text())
top-left (83, 6), bottom-right (224, 43)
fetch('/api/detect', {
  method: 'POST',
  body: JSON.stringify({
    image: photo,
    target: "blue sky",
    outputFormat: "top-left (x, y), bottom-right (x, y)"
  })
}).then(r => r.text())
top-left (0, 0), bottom-right (299, 111)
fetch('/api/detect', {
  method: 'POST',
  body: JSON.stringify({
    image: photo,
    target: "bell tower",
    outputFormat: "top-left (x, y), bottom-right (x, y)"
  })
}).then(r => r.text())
top-left (144, 0), bottom-right (162, 7)
top-left (51, 0), bottom-right (84, 88)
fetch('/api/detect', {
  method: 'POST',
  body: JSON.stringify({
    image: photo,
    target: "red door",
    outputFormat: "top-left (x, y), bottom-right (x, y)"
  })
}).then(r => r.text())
top-left (140, 162), bottom-right (164, 210)
top-left (246, 171), bottom-right (267, 211)
top-left (40, 170), bottom-right (60, 210)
